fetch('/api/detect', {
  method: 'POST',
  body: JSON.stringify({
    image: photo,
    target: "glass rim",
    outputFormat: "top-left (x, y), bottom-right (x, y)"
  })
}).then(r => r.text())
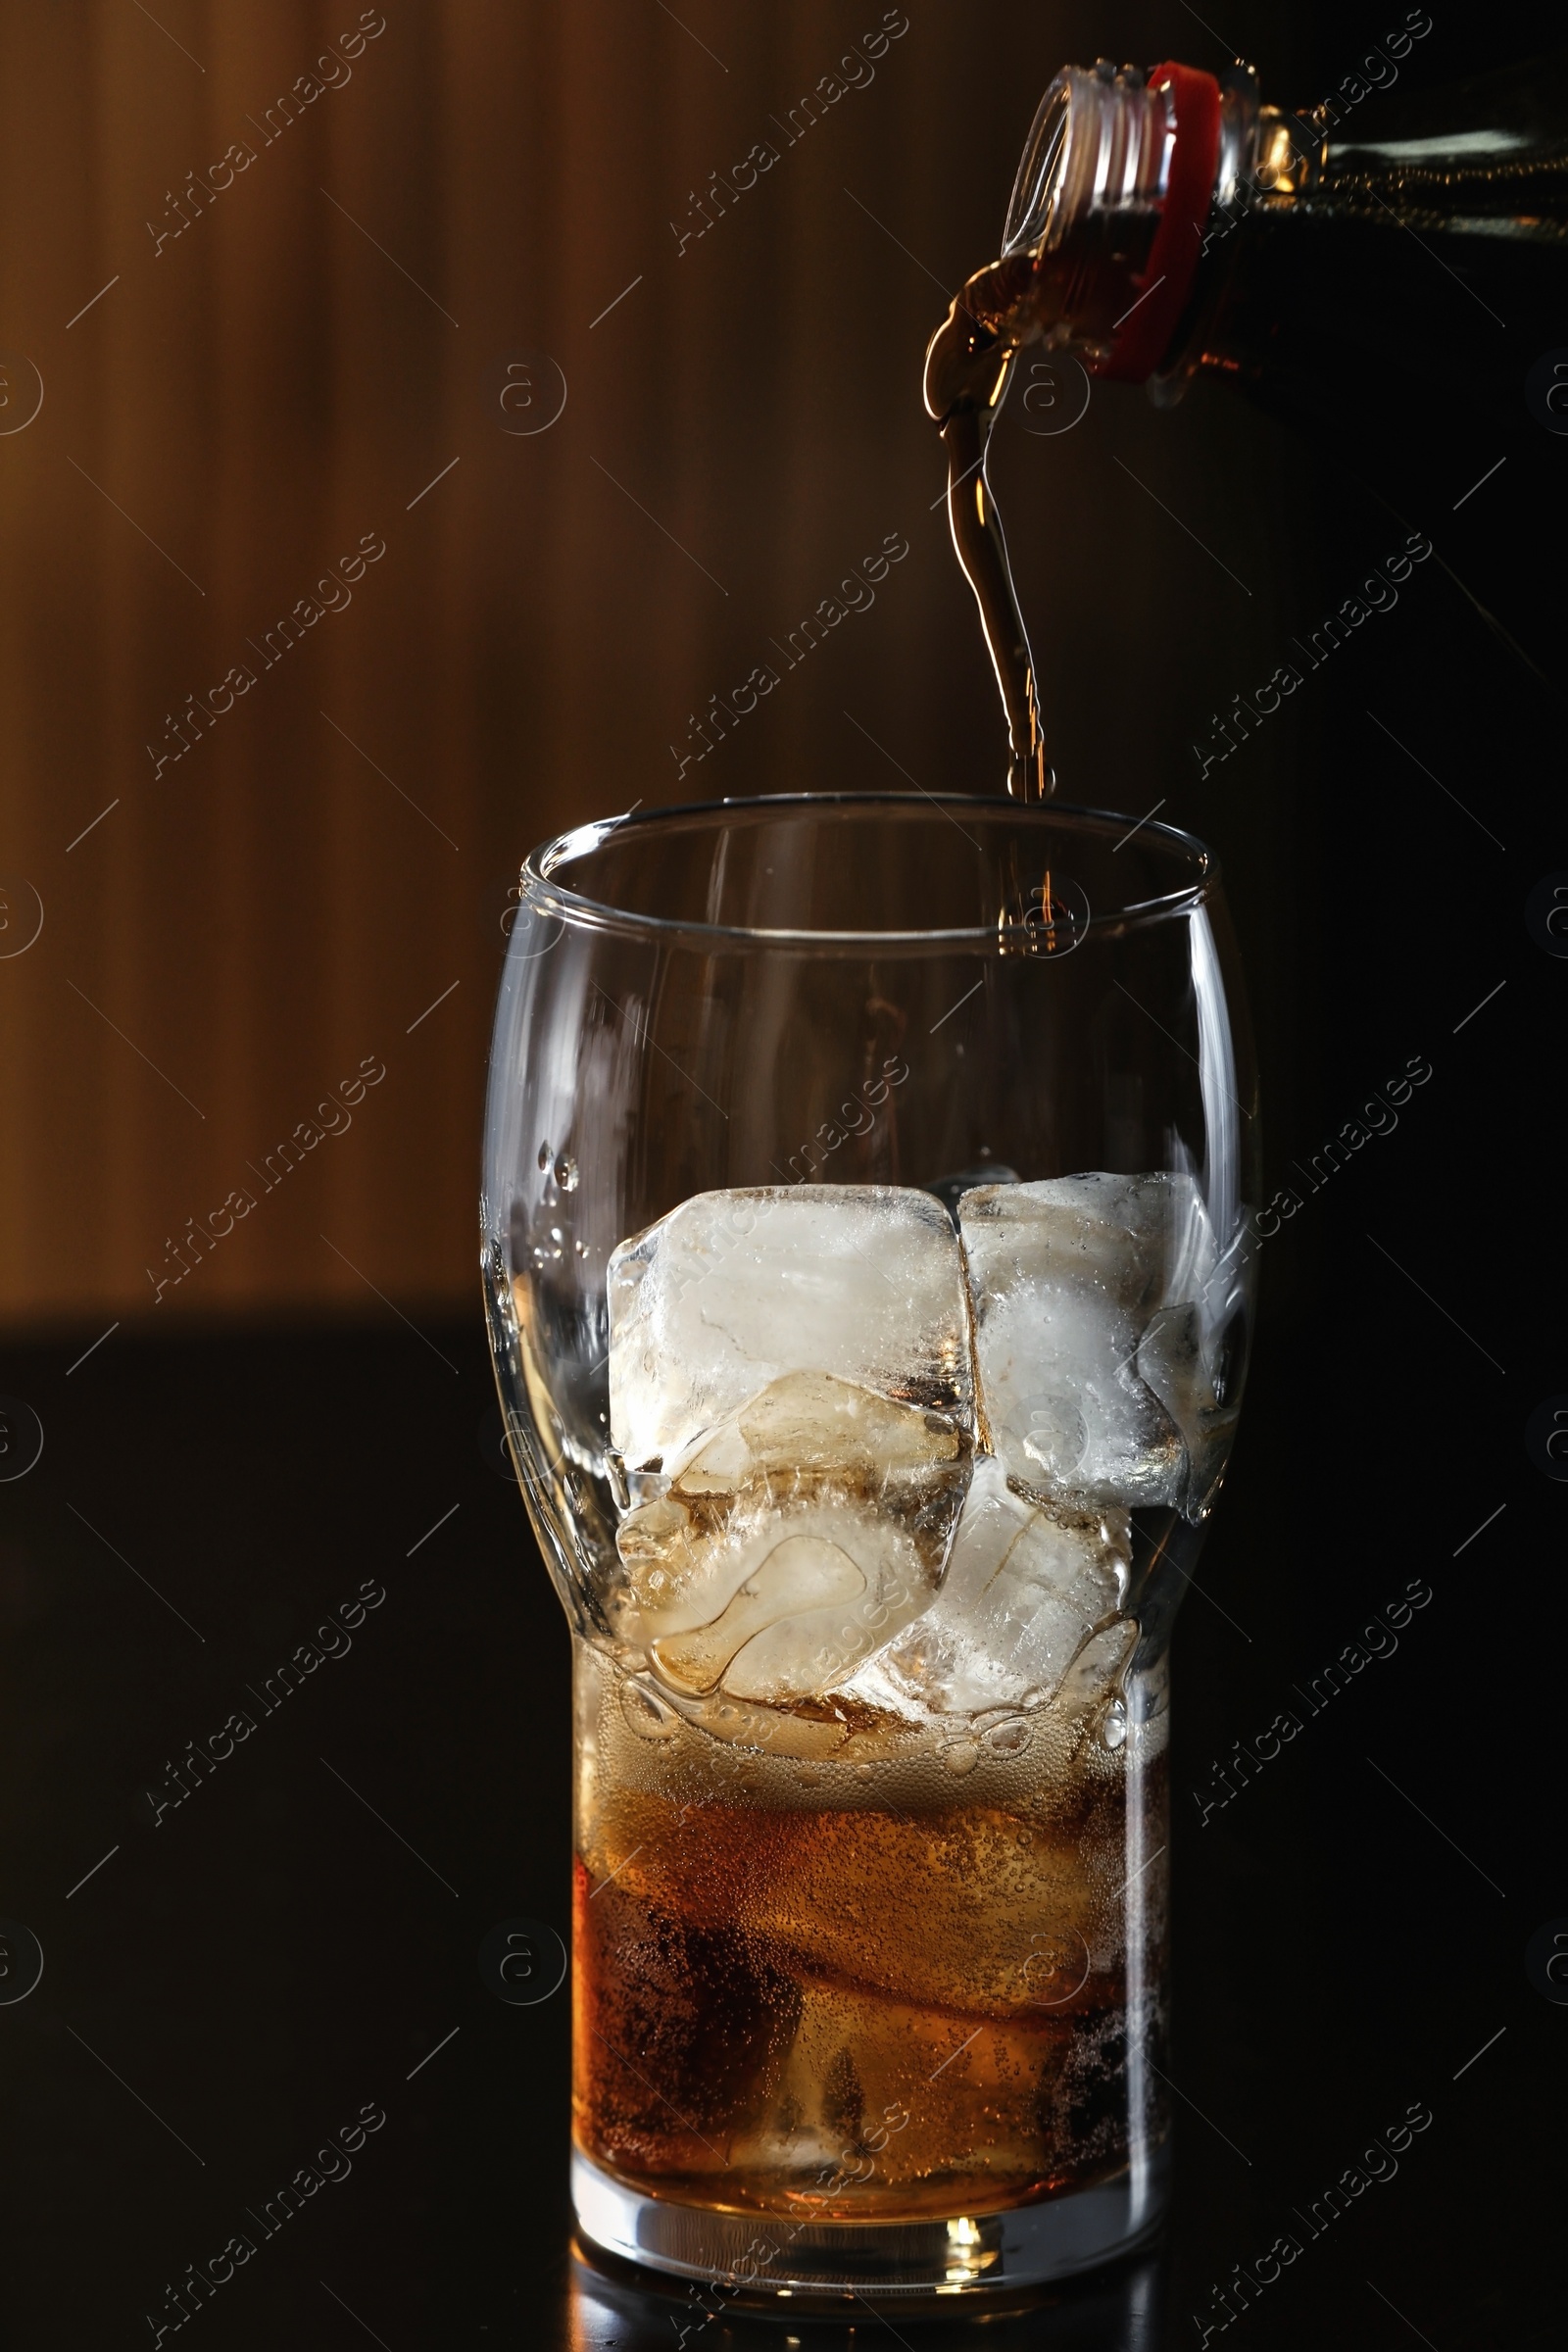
top-left (520, 793), bottom-right (1218, 953)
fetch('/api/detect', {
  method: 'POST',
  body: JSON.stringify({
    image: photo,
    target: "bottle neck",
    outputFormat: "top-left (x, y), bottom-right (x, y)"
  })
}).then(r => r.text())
top-left (1006, 49), bottom-right (1568, 391)
top-left (1003, 59), bottom-right (1256, 382)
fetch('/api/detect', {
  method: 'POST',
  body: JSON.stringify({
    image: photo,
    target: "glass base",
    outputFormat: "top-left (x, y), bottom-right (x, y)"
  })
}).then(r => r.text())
top-left (570, 2146), bottom-right (1169, 2305)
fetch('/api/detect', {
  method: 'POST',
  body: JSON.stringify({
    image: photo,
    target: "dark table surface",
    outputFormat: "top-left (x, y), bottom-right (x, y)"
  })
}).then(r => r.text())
top-left (0, 1296), bottom-right (1553, 2351)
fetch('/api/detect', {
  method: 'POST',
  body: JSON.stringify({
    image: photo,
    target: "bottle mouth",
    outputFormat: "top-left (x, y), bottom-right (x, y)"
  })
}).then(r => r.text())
top-left (1001, 60), bottom-right (1255, 383)
top-left (1003, 67), bottom-right (1175, 264)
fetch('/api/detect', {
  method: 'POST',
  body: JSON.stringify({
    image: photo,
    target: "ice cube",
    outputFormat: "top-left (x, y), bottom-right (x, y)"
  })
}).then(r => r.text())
top-left (609, 1185), bottom-right (972, 1474)
top-left (957, 1174), bottom-right (1219, 1508)
top-left (1151, 1213), bottom-right (1255, 1517)
top-left (651, 1533), bottom-right (866, 1694)
top-left (611, 1372), bottom-right (969, 1703)
top-left (845, 1458), bottom-right (1129, 1718)
top-left (1138, 1302), bottom-right (1239, 1516)
top-left (922, 1162), bottom-right (1021, 1225)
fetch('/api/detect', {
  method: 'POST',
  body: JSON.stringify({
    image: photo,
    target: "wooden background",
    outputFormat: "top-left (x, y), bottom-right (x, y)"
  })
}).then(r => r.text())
top-left (0, 0), bottom-right (1335, 1330)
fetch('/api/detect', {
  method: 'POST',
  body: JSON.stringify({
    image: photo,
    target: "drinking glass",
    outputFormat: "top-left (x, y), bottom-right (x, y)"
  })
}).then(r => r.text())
top-left (481, 793), bottom-right (1258, 2304)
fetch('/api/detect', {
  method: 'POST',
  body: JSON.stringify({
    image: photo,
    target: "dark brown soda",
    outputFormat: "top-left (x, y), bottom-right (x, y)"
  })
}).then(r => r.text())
top-left (923, 254), bottom-right (1054, 806)
top-left (571, 1650), bottom-right (1167, 2219)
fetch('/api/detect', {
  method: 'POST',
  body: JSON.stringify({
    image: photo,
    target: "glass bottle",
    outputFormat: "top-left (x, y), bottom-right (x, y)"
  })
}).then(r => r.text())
top-left (990, 41), bottom-right (1568, 674)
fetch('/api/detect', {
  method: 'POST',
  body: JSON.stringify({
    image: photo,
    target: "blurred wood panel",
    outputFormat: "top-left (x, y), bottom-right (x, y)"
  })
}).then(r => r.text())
top-left (0, 0), bottom-right (1313, 1329)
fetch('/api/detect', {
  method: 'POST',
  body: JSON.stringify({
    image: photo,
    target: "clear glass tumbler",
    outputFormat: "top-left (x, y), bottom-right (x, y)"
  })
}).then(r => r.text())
top-left (481, 794), bottom-right (1258, 2304)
